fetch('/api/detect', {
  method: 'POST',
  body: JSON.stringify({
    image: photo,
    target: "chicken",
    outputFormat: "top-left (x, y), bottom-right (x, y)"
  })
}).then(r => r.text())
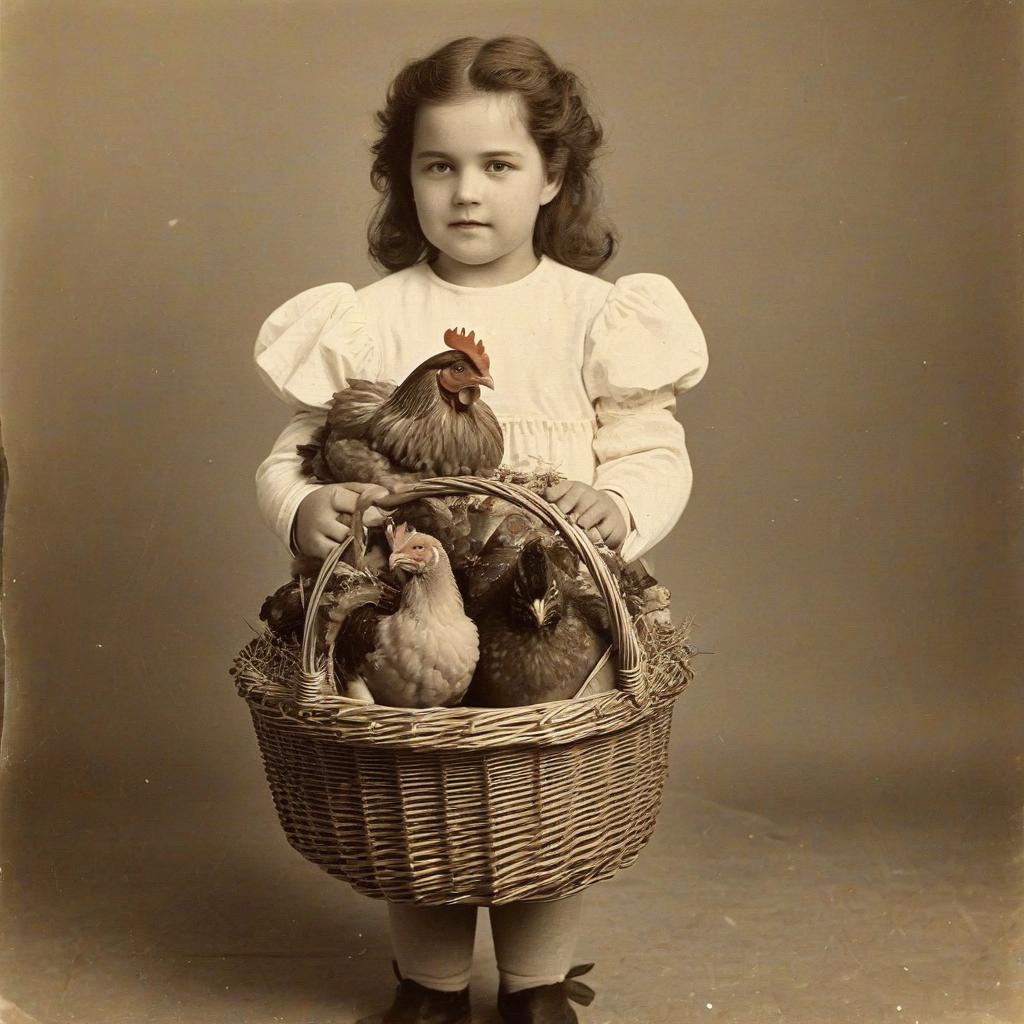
top-left (298, 327), bottom-right (503, 490)
top-left (259, 578), bottom-right (310, 643)
top-left (258, 558), bottom-right (401, 671)
top-left (384, 493), bottom-right (583, 620)
top-left (463, 537), bottom-right (613, 707)
top-left (323, 522), bottom-right (480, 708)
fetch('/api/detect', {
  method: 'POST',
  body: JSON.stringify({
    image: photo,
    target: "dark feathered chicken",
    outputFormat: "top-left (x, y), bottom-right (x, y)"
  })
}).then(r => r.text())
top-left (259, 578), bottom-right (310, 643)
top-left (463, 537), bottom-right (613, 707)
top-left (260, 555), bottom-right (347, 643)
top-left (387, 494), bottom-right (583, 620)
top-left (258, 557), bottom-right (401, 654)
top-left (298, 327), bottom-right (503, 489)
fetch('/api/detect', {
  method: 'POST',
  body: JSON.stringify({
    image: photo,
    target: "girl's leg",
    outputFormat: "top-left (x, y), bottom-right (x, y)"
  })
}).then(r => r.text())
top-left (387, 902), bottom-right (478, 992)
top-left (489, 894), bottom-right (583, 993)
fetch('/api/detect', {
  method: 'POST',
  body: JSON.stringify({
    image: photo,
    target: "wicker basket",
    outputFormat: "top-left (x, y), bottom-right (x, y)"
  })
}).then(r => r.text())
top-left (233, 477), bottom-right (692, 905)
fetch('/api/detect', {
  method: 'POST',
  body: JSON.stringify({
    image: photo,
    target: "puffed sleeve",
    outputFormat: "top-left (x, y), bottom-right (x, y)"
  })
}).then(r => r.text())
top-left (254, 281), bottom-right (380, 410)
top-left (583, 274), bottom-right (708, 563)
top-left (253, 283), bottom-right (381, 552)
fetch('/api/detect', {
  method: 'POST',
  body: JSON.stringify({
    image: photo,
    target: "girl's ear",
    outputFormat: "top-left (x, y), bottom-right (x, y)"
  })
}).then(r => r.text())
top-left (539, 170), bottom-right (564, 207)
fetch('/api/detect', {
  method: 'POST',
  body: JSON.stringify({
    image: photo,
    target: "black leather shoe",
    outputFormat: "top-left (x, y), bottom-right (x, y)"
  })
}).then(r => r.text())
top-left (377, 961), bottom-right (472, 1024)
top-left (497, 964), bottom-right (595, 1024)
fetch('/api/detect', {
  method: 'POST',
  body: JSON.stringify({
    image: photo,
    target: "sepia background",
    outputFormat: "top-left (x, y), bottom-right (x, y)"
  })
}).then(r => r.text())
top-left (1, 2), bottom-right (1021, 1022)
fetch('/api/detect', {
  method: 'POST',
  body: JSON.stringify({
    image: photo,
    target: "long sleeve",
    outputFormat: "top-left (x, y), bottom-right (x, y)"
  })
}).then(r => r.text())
top-left (255, 409), bottom-right (325, 552)
top-left (252, 281), bottom-right (380, 551)
top-left (584, 274), bottom-right (708, 563)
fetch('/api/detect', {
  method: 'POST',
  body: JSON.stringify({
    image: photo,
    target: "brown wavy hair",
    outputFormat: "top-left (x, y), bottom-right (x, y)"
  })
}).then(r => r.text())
top-left (368, 36), bottom-right (616, 273)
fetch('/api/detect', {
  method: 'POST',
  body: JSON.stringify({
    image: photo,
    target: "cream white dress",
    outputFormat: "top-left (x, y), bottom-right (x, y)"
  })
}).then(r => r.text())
top-left (254, 255), bottom-right (708, 564)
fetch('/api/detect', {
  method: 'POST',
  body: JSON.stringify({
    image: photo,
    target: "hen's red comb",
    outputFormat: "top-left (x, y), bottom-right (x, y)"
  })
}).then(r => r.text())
top-left (444, 327), bottom-right (490, 375)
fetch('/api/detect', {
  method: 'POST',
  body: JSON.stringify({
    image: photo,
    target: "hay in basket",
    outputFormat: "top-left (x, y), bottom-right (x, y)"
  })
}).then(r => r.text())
top-left (232, 476), bottom-right (694, 906)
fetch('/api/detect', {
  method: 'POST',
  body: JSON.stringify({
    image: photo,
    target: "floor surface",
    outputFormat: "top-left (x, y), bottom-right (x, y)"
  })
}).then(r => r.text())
top-left (1, 770), bottom-right (1020, 1024)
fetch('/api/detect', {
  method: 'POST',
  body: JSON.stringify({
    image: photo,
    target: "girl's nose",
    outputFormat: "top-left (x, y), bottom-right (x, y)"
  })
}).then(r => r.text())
top-left (453, 170), bottom-right (483, 206)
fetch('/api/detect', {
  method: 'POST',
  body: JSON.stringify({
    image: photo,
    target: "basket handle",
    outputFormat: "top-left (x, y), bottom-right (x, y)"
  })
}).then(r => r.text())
top-left (296, 476), bottom-right (646, 707)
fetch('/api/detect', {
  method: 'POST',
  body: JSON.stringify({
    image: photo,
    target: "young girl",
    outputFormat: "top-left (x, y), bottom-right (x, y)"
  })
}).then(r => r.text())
top-left (253, 35), bottom-right (707, 1024)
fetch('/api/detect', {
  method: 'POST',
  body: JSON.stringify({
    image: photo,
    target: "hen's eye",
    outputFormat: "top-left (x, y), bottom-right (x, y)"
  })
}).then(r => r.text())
top-left (453, 362), bottom-right (466, 374)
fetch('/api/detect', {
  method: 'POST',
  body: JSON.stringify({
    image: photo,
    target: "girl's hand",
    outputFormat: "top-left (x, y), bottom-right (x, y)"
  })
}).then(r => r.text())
top-left (543, 480), bottom-right (628, 550)
top-left (294, 482), bottom-right (391, 559)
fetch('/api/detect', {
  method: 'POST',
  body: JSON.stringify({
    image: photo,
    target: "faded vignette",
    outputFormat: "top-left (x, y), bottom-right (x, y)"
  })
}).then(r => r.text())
top-left (1, 3), bottom-right (1022, 1023)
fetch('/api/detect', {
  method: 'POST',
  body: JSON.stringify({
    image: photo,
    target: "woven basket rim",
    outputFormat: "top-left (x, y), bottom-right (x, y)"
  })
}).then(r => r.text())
top-left (232, 621), bottom-right (691, 751)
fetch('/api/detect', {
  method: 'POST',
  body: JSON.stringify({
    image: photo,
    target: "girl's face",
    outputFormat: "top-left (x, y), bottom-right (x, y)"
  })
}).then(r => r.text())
top-left (411, 91), bottom-right (562, 286)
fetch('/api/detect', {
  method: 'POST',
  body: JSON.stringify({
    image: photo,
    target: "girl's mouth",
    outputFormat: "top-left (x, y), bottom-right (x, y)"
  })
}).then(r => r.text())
top-left (450, 221), bottom-right (488, 228)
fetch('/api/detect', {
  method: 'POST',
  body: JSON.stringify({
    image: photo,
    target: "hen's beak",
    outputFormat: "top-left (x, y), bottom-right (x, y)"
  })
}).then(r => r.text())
top-left (476, 373), bottom-right (494, 390)
top-left (389, 553), bottom-right (421, 573)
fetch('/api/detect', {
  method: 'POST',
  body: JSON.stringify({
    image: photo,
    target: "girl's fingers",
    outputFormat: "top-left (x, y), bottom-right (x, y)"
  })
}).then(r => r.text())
top-left (546, 482), bottom-right (607, 527)
top-left (544, 481), bottom-right (573, 502)
top-left (310, 535), bottom-right (335, 560)
top-left (331, 482), bottom-right (389, 513)
top-left (575, 499), bottom-right (607, 529)
top-left (347, 481), bottom-right (392, 498)
top-left (329, 486), bottom-right (358, 514)
top-left (553, 484), bottom-right (587, 514)
top-left (600, 513), bottom-right (627, 549)
top-left (565, 494), bottom-right (602, 528)
top-left (586, 526), bottom-right (604, 544)
top-left (321, 520), bottom-right (351, 545)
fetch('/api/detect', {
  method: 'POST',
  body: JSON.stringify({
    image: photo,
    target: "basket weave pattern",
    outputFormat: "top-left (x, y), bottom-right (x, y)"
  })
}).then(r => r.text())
top-left (234, 478), bottom-right (692, 905)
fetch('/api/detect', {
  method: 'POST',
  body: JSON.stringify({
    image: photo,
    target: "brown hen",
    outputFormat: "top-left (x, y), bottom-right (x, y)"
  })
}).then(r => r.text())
top-left (298, 327), bottom-right (503, 489)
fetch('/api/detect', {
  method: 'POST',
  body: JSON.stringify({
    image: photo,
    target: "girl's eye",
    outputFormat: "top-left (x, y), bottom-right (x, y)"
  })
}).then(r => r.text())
top-left (487, 161), bottom-right (513, 173)
top-left (427, 161), bottom-right (452, 174)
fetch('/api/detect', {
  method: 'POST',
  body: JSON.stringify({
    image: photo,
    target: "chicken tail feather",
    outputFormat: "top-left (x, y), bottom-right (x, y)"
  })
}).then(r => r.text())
top-left (322, 579), bottom-right (383, 646)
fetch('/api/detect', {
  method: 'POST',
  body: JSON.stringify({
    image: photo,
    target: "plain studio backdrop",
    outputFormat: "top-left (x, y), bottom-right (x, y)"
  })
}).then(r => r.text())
top-left (0, 2), bottom-right (1021, 1023)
